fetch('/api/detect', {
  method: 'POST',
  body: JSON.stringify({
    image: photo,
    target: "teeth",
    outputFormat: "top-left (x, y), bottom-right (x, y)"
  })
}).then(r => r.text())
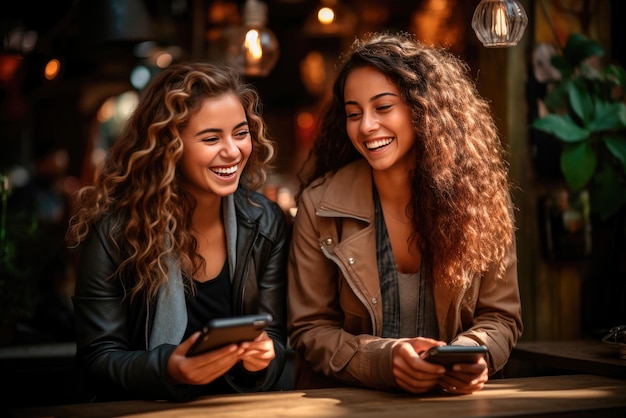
top-left (366, 138), bottom-right (393, 149)
top-left (211, 165), bottom-right (238, 175)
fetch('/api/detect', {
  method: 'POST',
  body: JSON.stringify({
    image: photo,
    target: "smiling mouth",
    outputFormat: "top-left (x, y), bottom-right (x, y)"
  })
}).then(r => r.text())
top-left (365, 138), bottom-right (394, 150)
top-left (210, 165), bottom-right (238, 176)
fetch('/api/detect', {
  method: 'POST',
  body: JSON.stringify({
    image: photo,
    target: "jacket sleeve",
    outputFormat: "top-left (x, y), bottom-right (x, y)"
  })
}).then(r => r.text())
top-left (72, 222), bottom-right (195, 401)
top-left (288, 188), bottom-right (399, 391)
top-left (451, 237), bottom-right (523, 374)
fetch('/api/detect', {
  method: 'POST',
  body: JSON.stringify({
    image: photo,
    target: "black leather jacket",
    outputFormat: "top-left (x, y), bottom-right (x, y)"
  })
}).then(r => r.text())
top-left (73, 187), bottom-right (289, 401)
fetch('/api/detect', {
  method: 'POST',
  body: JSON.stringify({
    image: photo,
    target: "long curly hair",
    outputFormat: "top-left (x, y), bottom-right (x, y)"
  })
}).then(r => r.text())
top-left (66, 62), bottom-right (275, 300)
top-left (298, 32), bottom-right (515, 287)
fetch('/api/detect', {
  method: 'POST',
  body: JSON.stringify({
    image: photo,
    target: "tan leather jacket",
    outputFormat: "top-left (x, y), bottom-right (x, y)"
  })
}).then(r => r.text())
top-left (288, 159), bottom-right (522, 391)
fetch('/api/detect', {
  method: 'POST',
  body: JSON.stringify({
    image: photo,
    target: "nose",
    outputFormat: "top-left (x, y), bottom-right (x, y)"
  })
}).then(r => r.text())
top-left (221, 136), bottom-right (240, 158)
top-left (360, 110), bottom-right (379, 134)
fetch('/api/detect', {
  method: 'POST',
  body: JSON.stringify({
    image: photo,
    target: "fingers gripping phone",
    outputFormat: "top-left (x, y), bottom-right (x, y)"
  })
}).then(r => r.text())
top-left (421, 345), bottom-right (488, 369)
top-left (186, 313), bottom-right (273, 357)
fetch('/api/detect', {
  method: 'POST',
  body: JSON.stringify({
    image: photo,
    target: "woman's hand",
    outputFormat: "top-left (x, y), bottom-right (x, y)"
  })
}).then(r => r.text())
top-left (438, 356), bottom-right (489, 395)
top-left (166, 332), bottom-right (244, 385)
top-left (392, 337), bottom-right (446, 394)
top-left (238, 331), bottom-right (275, 372)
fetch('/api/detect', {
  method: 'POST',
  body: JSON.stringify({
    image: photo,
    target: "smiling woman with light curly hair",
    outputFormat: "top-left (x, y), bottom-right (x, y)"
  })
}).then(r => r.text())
top-left (288, 32), bottom-right (522, 395)
top-left (67, 62), bottom-right (288, 401)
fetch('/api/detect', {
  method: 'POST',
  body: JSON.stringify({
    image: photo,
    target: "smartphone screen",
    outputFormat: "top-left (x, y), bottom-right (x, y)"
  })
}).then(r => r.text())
top-left (421, 345), bottom-right (488, 368)
top-left (186, 313), bottom-right (273, 357)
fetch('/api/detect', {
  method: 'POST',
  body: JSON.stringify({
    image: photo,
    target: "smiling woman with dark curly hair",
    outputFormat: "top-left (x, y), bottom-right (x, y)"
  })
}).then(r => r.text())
top-left (288, 32), bottom-right (522, 395)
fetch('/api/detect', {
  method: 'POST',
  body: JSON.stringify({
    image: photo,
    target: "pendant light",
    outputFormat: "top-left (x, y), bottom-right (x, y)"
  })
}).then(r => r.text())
top-left (472, 0), bottom-right (528, 48)
top-left (225, 0), bottom-right (279, 77)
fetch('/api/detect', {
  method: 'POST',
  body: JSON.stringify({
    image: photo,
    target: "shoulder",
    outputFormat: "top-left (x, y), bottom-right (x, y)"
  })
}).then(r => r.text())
top-left (85, 213), bottom-right (118, 243)
top-left (304, 160), bottom-right (368, 194)
top-left (234, 187), bottom-right (283, 218)
top-left (233, 187), bottom-right (287, 236)
top-left (77, 213), bottom-right (124, 267)
top-left (299, 159), bottom-right (372, 209)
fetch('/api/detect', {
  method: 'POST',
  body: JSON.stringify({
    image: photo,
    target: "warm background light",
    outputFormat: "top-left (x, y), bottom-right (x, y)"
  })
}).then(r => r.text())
top-left (317, 7), bottom-right (335, 25)
top-left (44, 58), bottom-right (61, 80)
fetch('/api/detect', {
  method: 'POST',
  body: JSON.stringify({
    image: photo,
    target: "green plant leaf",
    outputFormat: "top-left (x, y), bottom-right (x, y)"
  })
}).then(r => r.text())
top-left (568, 79), bottom-right (593, 126)
top-left (605, 64), bottom-right (626, 88)
top-left (603, 135), bottom-right (626, 169)
top-left (534, 32), bottom-right (626, 219)
top-left (562, 33), bottom-right (604, 68)
top-left (532, 114), bottom-right (589, 142)
top-left (620, 102), bottom-right (626, 125)
top-left (543, 80), bottom-right (570, 112)
top-left (550, 55), bottom-right (572, 81)
top-left (561, 142), bottom-right (597, 190)
top-left (592, 164), bottom-right (625, 220)
top-left (590, 101), bottom-right (626, 132)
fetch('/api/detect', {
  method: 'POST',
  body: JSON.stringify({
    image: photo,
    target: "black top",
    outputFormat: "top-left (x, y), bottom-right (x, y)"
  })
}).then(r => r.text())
top-left (184, 261), bottom-right (231, 339)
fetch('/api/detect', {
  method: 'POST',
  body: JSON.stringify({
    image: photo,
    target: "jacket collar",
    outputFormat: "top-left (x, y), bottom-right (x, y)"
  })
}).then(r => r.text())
top-left (224, 193), bottom-right (238, 283)
top-left (232, 187), bottom-right (264, 221)
top-left (316, 159), bottom-right (374, 224)
top-left (149, 189), bottom-right (254, 349)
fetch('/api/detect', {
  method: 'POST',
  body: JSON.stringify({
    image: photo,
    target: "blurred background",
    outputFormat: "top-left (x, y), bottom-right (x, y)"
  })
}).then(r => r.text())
top-left (0, 0), bottom-right (624, 407)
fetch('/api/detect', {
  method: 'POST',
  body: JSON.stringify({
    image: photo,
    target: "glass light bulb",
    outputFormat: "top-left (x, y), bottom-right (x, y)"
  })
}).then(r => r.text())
top-left (225, 0), bottom-right (279, 77)
top-left (493, 4), bottom-right (509, 37)
top-left (244, 29), bottom-right (263, 62)
top-left (472, 0), bottom-right (528, 48)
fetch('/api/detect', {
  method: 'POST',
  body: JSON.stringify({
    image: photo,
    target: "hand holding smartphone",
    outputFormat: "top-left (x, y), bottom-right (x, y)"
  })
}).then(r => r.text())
top-left (186, 313), bottom-right (272, 357)
top-left (421, 345), bottom-right (488, 369)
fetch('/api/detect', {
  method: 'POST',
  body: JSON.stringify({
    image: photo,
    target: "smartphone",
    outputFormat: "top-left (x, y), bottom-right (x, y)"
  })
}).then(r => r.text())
top-left (186, 313), bottom-right (273, 357)
top-left (421, 345), bottom-right (488, 368)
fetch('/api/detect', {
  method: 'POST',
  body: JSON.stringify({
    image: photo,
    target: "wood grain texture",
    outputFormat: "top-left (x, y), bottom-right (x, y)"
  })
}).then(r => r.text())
top-left (10, 374), bottom-right (626, 418)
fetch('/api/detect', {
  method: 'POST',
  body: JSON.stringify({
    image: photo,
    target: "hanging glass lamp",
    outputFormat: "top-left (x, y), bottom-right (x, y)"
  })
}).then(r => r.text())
top-left (225, 0), bottom-right (279, 77)
top-left (472, 0), bottom-right (528, 48)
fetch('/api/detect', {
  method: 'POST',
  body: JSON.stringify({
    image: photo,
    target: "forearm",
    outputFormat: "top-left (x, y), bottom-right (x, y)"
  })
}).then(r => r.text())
top-left (453, 242), bottom-right (522, 373)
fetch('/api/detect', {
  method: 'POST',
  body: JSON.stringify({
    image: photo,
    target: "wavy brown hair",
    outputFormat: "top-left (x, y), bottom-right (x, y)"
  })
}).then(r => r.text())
top-left (66, 62), bottom-right (275, 300)
top-left (298, 32), bottom-right (515, 287)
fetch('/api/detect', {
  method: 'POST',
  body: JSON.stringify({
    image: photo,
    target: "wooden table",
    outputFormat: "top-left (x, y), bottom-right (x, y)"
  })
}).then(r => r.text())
top-left (511, 339), bottom-right (626, 378)
top-left (8, 374), bottom-right (626, 418)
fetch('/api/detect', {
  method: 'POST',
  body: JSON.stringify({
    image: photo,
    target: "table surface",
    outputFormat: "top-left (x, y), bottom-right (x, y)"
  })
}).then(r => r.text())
top-left (9, 374), bottom-right (626, 418)
top-left (512, 339), bottom-right (626, 378)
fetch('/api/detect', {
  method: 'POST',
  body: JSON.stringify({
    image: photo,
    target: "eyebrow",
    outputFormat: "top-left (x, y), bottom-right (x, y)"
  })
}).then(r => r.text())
top-left (193, 121), bottom-right (249, 137)
top-left (345, 92), bottom-right (398, 106)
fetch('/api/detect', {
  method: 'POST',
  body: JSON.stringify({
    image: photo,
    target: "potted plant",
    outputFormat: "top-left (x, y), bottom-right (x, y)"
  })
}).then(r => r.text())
top-left (531, 33), bottom-right (626, 221)
top-left (531, 33), bottom-right (626, 334)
